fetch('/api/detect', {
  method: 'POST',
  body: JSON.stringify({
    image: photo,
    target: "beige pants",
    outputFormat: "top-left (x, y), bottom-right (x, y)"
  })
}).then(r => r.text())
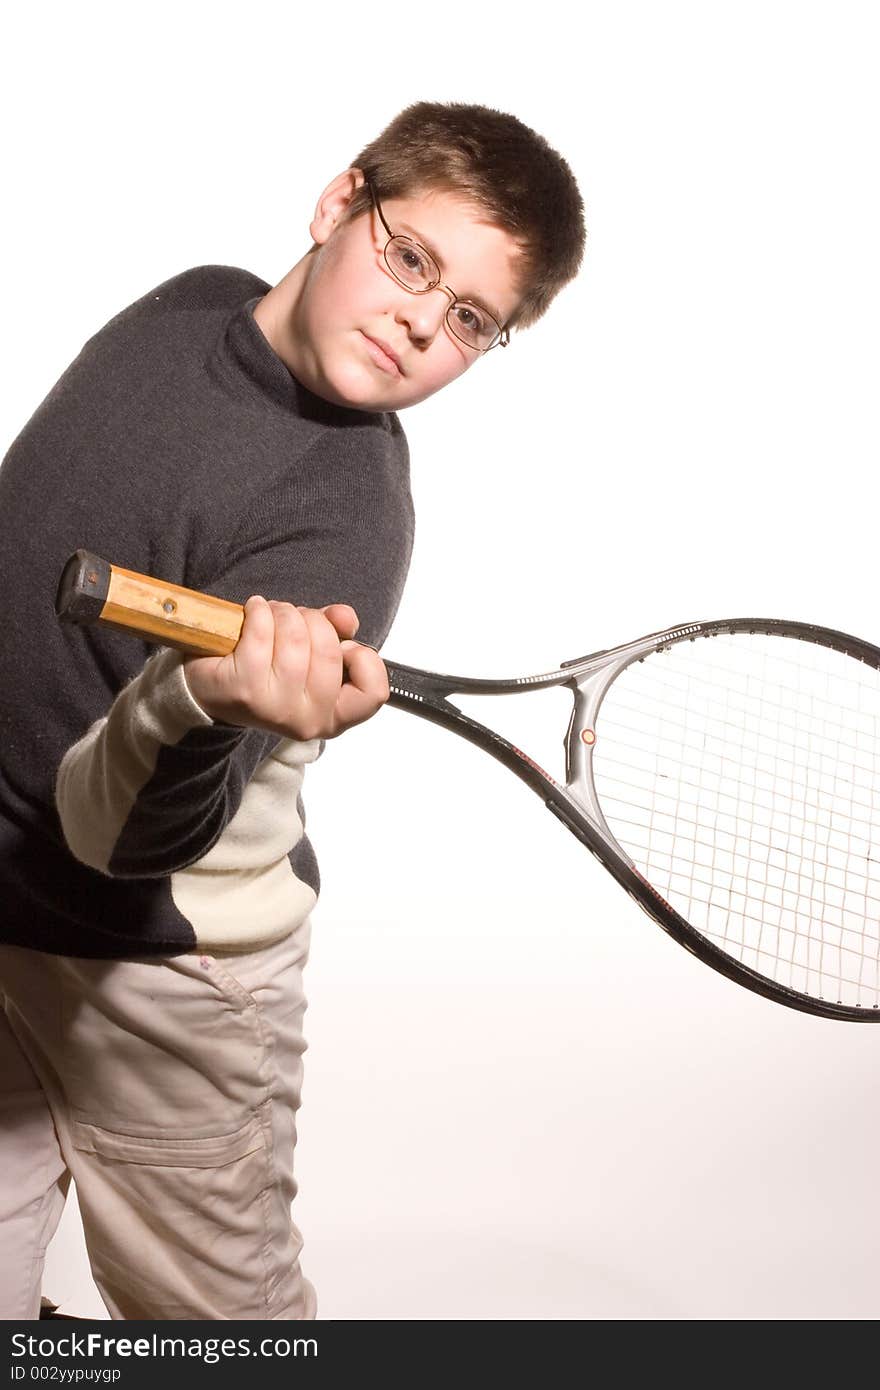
top-left (0, 923), bottom-right (317, 1320)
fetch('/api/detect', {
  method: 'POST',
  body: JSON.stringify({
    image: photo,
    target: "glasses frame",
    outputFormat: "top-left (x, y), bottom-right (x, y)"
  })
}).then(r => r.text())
top-left (364, 178), bottom-right (510, 353)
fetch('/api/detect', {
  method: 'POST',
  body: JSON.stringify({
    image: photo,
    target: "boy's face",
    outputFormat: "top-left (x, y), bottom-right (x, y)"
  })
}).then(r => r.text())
top-left (264, 170), bottom-right (524, 412)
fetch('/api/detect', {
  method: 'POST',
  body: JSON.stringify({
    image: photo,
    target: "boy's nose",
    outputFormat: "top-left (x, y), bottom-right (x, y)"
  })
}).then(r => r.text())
top-left (396, 287), bottom-right (451, 345)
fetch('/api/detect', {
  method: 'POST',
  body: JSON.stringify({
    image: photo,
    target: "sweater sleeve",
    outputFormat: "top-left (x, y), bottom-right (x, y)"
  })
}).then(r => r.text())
top-left (54, 644), bottom-right (321, 879)
top-left (53, 427), bottom-right (412, 881)
top-left (201, 424), bottom-right (415, 650)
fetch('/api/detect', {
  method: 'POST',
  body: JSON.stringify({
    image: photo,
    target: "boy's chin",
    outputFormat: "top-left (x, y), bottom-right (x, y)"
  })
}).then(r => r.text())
top-left (314, 360), bottom-right (412, 414)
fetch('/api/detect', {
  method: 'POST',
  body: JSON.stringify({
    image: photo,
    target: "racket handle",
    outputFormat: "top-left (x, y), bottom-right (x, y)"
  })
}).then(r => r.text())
top-left (55, 550), bottom-right (243, 656)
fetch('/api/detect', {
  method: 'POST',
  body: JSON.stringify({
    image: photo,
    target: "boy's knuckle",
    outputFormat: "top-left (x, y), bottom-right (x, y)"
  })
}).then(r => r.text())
top-left (296, 711), bottom-right (322, 740)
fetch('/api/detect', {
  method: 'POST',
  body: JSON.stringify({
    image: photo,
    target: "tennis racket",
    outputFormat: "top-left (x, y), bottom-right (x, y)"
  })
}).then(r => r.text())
top-left (56, 549), bottom-right (880, 1022)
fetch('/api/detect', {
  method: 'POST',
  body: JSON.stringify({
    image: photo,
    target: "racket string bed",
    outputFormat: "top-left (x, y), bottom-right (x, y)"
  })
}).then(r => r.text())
top-left (590, 635), bottom-right (880, 1009)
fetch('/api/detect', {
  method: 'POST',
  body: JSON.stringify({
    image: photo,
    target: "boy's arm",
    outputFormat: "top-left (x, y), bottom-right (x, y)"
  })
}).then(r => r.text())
top-left (53, 423), bottom-right (412, 881)
top-left (55, 643), bottom-right (253, 878)
top-left (54, 598), bottom-right (387, 880)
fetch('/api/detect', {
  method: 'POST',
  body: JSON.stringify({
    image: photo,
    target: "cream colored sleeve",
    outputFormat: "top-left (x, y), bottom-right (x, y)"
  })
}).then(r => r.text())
top-left (55, 646), bottom-right (320, 878)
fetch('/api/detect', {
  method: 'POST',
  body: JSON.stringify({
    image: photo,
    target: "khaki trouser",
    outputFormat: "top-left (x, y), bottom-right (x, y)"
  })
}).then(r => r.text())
top-left (0, 922), bottom-right (317, 1320)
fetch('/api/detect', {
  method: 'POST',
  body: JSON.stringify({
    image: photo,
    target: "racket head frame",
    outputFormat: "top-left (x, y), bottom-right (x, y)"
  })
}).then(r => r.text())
top-left (387, 617), bottom-right (880, 1022)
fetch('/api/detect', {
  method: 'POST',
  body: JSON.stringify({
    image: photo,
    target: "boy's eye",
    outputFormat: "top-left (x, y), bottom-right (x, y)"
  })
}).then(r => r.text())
top-left (452, 303), bottom-right (486, 334)
top-left (388, 239), bottom-right (434, 285)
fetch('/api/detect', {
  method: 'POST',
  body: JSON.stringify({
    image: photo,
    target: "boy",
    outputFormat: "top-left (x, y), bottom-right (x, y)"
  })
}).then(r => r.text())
top-left (0, 102), bottom-right (585, 1320)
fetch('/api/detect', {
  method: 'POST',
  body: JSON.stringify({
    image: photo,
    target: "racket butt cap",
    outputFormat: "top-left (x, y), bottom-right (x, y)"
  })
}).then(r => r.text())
top-left (55, 550), bottom-right (111, 623)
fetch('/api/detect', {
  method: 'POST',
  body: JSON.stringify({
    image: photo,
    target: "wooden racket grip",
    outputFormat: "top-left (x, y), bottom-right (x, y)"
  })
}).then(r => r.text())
top-left (55, 550), bottom-right (243, 656)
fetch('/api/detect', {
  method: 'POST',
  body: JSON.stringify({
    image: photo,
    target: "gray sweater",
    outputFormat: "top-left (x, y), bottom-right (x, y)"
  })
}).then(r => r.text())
top-left (0, 266), bottom-right (414, 957)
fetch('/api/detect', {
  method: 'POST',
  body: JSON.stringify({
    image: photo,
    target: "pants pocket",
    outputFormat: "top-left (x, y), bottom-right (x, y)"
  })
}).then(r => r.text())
top-left (68, 1110), bottom-right (285, 1319)
top-left (69, 1113), bottom-right (265, 1167)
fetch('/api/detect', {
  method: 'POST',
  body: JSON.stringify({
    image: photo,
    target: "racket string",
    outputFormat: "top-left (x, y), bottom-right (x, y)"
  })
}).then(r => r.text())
top-left (591, 636), bottom-right (880, 1008)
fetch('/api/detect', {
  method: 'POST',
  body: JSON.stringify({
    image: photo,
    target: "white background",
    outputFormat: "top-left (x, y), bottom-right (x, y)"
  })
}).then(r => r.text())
top-left (2, 0), bottom-right (879, 1320)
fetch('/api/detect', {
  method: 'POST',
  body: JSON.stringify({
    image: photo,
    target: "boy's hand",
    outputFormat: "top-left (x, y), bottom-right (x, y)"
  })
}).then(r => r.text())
top-left (182, 595), bottom-right (389, 739)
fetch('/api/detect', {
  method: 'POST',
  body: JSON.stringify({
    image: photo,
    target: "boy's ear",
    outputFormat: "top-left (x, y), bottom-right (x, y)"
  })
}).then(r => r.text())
top-left (310, 168), bottom-right (367, 245)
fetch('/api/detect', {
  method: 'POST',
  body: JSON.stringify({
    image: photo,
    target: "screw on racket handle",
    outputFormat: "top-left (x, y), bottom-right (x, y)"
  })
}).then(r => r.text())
top-left (55, 550), bottom-right (244, 656)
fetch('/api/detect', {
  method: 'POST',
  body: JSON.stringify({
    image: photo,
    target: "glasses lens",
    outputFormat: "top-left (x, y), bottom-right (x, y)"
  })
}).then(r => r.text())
top-left (384, 236), bottom-right (439, 291)
top-left (446, 301), bottom-right (502, 352)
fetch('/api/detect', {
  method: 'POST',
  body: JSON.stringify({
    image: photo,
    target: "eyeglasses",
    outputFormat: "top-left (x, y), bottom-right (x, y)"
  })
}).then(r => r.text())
top-left (365, 178), bottom-right (510, 353)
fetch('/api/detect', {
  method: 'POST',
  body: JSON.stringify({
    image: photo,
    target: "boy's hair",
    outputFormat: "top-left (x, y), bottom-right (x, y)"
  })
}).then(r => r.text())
top-left (345, 101), bottom-right (586, 331)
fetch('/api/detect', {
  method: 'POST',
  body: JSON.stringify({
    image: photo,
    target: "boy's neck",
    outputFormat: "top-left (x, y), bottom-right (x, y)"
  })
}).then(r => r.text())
top-left (252, 256), bottom-right (311, 368)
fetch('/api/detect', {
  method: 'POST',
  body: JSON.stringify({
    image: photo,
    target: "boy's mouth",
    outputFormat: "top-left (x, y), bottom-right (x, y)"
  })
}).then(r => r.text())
top-left (360, 332), bottom-right (404, 378)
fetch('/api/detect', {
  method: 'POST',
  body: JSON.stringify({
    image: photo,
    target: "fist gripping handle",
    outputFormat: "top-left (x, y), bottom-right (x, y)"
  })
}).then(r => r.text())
top-left (55, 550), bottom-right (244, 656)
top-left (56, 551), bottom-right (438, 710)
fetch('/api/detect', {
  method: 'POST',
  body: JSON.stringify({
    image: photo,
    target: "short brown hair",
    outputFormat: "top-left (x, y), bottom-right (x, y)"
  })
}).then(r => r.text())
top-left (345, 101), bottom-right (586, 332)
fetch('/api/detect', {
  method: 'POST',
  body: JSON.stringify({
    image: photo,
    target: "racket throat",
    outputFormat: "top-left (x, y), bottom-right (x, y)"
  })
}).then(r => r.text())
top-left (562, 661), bottom-right (631, 855)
